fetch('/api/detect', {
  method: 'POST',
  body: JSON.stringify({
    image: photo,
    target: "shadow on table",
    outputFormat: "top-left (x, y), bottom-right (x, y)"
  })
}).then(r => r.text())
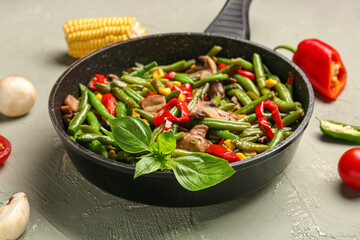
top-left (27, 136), bottom-right (278, 240)
top-left (338, 182), bottom-right (360, 199)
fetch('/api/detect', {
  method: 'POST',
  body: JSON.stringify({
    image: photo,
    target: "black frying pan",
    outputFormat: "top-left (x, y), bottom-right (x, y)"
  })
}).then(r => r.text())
top-left (49, 0), bottom-right (314, 207)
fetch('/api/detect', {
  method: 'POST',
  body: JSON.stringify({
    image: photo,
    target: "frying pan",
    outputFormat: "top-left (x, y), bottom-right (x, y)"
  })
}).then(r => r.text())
top-left (49, 0), bottom-right (314, 207)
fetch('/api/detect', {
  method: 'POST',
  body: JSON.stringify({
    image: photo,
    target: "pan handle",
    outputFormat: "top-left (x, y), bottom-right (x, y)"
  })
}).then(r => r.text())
top-left (204, 0), bottom-right (252, 40)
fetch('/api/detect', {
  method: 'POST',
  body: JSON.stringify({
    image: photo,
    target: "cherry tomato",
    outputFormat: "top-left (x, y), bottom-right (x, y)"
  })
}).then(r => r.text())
top-left (0, 135), bottom-right (11, 165)
top-left (338, 147), bottom-right (360, 189)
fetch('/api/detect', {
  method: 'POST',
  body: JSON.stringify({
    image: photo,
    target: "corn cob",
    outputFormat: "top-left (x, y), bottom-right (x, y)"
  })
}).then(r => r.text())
top-left (63, 17), bottom-right (146, 58)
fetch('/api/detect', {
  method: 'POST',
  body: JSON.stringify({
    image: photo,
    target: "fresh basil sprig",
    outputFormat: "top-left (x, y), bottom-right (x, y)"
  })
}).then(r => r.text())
top-left (109, 116), bottom-right (235, 191)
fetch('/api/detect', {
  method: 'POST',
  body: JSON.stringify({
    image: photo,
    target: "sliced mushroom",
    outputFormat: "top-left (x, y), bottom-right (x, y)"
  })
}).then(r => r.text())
top-left (0, 192), bottom-right (30, 240)
top-left (186, 56), bottom-right (217, 74)
top-left (230, 96), bottom-right (241, 110)
top-left (64, 94), bottom-right (80, 113)
top-left (177, 125), bottom-right (209, 152)
top-left (208, 81), bottom-right (225, 98)
top-left (139, 95), bottom-right (166, 114)
top-left (190, 101), bottom-right (239, 121)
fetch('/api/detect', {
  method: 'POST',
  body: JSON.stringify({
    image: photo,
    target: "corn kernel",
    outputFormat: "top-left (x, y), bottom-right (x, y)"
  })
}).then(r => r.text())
top-left (264, 78), bottom-right (278, 88)
top-left (142, 87), bottom-right (149, 92)
top-left (159, 87), bottom-right (171, 95)
top-left (95, 92), bottom-right (102, 100)
top-left (178, 93), bottom-right (186, 101)
top-left (212, 56), bottom-right (218, 62)
top-left (237, 114), bottom-right (247, 119)
top-left (242, 150), bottom-right (257, 157)
top-left (223, 139), bottom-right (235, 151)
top-left (142, 119), bottom-right (149, 124)
top-left (132, 110), bottom-right (140, 118)
top-left (172, 81), bottom-right (182, 87)
top-left (152, 69), bottom-right (165, 79)
top-left (236, 153), bottom-right (246, 160)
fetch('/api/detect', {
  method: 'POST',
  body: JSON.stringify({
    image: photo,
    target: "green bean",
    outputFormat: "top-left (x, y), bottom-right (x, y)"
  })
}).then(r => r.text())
top-left (231, 57), bottom-right (254, 72)
top-left (206, 45), bottom-right (222, 57)
top-left (238, 135), bottom-right (260, 143)
top-left (246, 91), bottom-right (259, 101)
top-left (227, 89), bottom-right (252, 106)
top-left (187, 88), bottom-right (202, 110)
top-left (139, 89), bottom-right (150, 97)
top-left (88, 91), bottom-right (116, 120)
top-left (235, 91), bottom-right (275, 115)
top-left (171, 149), bottom-right (191, 158)
top-left (187, 71), bottom-right (201, 81)
top-left (232, 139), bottom-right (268, 153)
top-left (165, 90), bottom-right (181, 102)
top-left (207, 129), bottom-right (239, 140)
top-left (79, 83), bottom-right (89, 93)
top-left (219, 103), bottom-right (236, 111)
top-left (224, 83), bottom-right (245, 92)
top-left (216, 57), bottom-right (232, 65)
top-left (94, 82), bottom-right (111, 94)
top-left (219, 99), bottom-right (228, 107)
top-left (78, 90), bottom-right (89, 111)
top-left (210, 93), bottom-right (222, 106)
top-left (266, 129), bottom-right (284, 150)
top-left (67, 103), bottom-right (91, 136)
top-left (111, 87), bottom-right (140, 108)
top-left (126, 101), bottom-right (136, 116)
top-left (284, 131), bottom-right (293, 139)
top-left (253, 53), bottom-right (266, 90)
top-left (273, 97), bottom-right (301, 112)
top-left (89, 140), bottom-right (109, 158)
top-left (191, 119), bottom-right (250, 132)
top-left (217, 64), bottom-right (239, 74)
top-left (233, 74), bottom-right (260, 97)
top-left (86, 111), bottom-right (100, 130)
top-left (184, 59), bottom-right (196, 71)
top-left (150, 79), bottom-right (165, 93)
top-left (172, 73), bottom-right (194, 85)
top-left (111, 79), bottom-right (128, 88)
top-left (151, 122), bottom-right (165, 142)
top-left (121, 75), bottom-right (153, 89)
top-left (149, 60), bottom-right (187, 73)
top-left (129, 61), bottom-right (157, 77)
top-left (77, 133), bottom-right (118, 147)
top-left (79, 124), bottom-right (102, 135)
top-left (271, 75), bottom-right (293, 102)
top-left (281, 109), bottom-right (304, 127)
top-left (174, 132), bottom-right (185, 140)
top-left (116, 101), bottom-right (127, 118)
top-left (239, 127), bottom-right (265, 138)
top-left (193, 73), bottom-right (228, 88)
top-left (123, 87), bottom-right (144, 103)
top-left (238, 112), bottom-right (287, 123)
top-left (200, 82), bottom-right (210, 100)
top-left (134, 108), bottom-right (155, 126)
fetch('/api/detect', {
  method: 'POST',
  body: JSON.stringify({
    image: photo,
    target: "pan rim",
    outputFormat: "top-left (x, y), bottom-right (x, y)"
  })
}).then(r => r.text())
top-left (49, 32), bottom-right (315, 178)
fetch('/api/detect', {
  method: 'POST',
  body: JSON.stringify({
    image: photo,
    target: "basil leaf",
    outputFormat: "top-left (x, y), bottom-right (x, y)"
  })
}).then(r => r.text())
top-left (157, 130), bottom-right (176, 155)
top-left (171, 153), bottom-right (235, 191)
top-left (149, 140), bottom-right (158, 152)
top-left (109, 116), bottom-right (151, 153)
top-left (134, 154), bottom-right (162, 179)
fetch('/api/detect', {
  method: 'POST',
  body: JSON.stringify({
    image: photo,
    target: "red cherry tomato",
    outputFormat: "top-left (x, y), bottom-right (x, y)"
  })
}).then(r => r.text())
top-left (0, 135), bottom-right (11, 165)
top-left (338, 147), bottom-right (360, 189)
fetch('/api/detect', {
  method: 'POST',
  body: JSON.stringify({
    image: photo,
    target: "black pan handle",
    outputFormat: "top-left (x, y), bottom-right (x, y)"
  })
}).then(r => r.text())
top-left (204, 0), bottom-right (252, 40)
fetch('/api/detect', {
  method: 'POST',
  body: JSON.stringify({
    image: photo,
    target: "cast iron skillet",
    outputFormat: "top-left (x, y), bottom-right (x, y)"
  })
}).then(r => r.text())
top-left (49, 0), bottom-right (314, 207)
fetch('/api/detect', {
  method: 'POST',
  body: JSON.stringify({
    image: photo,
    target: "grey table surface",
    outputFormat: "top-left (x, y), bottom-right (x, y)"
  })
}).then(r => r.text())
top-left (0, 0), bottom-right (359, 239)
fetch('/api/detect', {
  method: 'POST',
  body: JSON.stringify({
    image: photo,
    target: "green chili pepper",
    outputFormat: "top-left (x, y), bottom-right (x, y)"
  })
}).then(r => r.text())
top-left (67, 103), bottom-right (91, 136)
top-left (318, 118), bottom-right (360, 143)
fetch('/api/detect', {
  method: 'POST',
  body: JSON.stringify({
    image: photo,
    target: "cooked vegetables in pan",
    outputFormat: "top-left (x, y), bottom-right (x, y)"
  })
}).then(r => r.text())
top-left (61, 46), bottom-right (305, 191)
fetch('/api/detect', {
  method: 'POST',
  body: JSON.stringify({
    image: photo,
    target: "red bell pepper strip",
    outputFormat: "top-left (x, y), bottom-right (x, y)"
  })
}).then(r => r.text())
top-left (206, 144), bottom-right (241, 163)
top-left (163, 71), bottom-right (177, 80)
top-left (153, 98), bottom-right (190, 129)
top-left (218, 63), bottom-right (255, 80)
top-left (171, 83), bottom-right (193, 103)
top-left (163, 119), bottom-right (173, 132)
top-left (146, 93), bottom-right (158, 97)
top-left (255, 100), bottom-right (283, 140)
top-left (275, 39), bottom-right (347, 100)
top-left (101, 93), bottom-right (116, 116)
top-left (88, 74), bottom-right (106, 90)
top-left (0, 135), bottom-right (11, 165)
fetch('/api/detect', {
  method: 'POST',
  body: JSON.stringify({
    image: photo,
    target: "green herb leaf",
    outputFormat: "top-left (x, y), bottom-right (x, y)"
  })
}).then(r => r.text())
top-left (134, 154), bottom-right (162, 179)
top-left (157, 130), bottom-right (176, 155)
top-left (101, 126), bottom-right (114, 139)
top-left (171, 153), bottom-right (235, 191)
top-left (109, 116), bottom-right (151, 153)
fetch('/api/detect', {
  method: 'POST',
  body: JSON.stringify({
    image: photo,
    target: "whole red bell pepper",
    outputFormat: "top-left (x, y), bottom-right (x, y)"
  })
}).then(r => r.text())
top-left (0, 135), bottom-right (11, 165)
top-left (255, 100), bottom-right (283, 140)
top-left (275, 39), bottom-right (347, 100)
top-left (101, 93), bottom-right (116, 116)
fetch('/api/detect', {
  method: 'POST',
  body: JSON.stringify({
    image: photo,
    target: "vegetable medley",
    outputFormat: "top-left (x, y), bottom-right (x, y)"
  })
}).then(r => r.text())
top-left (61, 45), bottom-right (305, 191)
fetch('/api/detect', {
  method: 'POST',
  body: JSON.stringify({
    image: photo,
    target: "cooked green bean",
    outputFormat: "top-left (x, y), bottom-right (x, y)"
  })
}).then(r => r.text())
top-left (111, 87), bottom-right (140, 109)
top-left (78, 90), bottom-right (89, 111)
top-left (116, 101), bottom-right (127, 118)
top-left (207, 129), bottom-right (239, 140)
top-left (134, 108), bottom-right (155, 126)
top-left (68, 103), bottom-right (91, 136)
top-left (86, 111), bottom-right (100, 130)
top-left (282, 109), bottom-right (304, 127)
top-left (266, 129), bottom-right (284, 150)
top-left (149, 60), bottom-right (187, 73)
top-left (227, 89), bottom-right (252, 106)
top-left (235, 91), bottom-right (275, 115)
top-left (129, 61), bottom-right (157, 77)
top-left (165, 90), bottom-right (181, 102)
top-left (123, 87), bottom-right (144, 103)
top-left (89, 140), bottom-right (108, 158)
top-left (80, 124), bottom-right (102, 135)
top-left (174, 132), bottom-right (185, 140)
top-left (271, 75), bottom-right (293, 103)
top-left (232, 139), bottom-right (268, 153)
top-left (193, 73), bottom-right (228, 88)
top-left (206, 45), bottom-right (222, 57)
top-left (173, 74), bottom-right (194, 85)
top-left (94, 82), bottom-right (111, 94)
top-left (234, 74), bottom-right (260, 97)
top-left (77, 133), bottom-right (118, 147)
top-left (273, 97), bottom-right (301, 112)
top-left (253, 53), bottom-right (266, 90)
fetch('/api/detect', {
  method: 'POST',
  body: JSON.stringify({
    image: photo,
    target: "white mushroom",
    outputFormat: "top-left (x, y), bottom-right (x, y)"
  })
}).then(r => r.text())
top-left (0, 192), bottom-right (30, 240)
top-left (0, 75), bottom-right (36, 117)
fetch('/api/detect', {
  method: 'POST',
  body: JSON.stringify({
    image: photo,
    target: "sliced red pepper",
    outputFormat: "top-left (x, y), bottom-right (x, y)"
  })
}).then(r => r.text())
top-left (218, 63), bottom-right (228, 70)
top-left (0, 135), bottom-right (11, 165)
top-left (218, 63), bottom-right (255, 80)
top-left (101, 93), bottom-right (116, 116)
top-left (171, 84), bottom-right (193, 103)
top-left (153, 99), bottom-right (190, 130)
top-left (88, 74), bottom-right (106, 90)
top-left (287, 72), bottom-right (294, 85)
top-left (146, 93), bottom-right (158, 97)
top-left (206, 144), bottom-right (240, 163)
top-left (163, 119), bottom-right (173, 132)
top-left (276, 39), bottom-right (347, 100)
top-left (163, 71), bottom-right (177, 80)
top-left (255, 100), bottom-right (283, 140)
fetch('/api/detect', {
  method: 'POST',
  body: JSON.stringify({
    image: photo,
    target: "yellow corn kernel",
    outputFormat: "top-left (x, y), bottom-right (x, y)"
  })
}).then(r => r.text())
top-left (142, 119), bottom-right (149, 124)
top-left (132, 110), bottom-right (140, 118)
top-left (95, 92), bottom-right (102, 100)
top-left (242, 150), bottom-right (257, 157)
top-left (63, 17), bottom-right (146, 58)
top-left (159, 87), bottom-right (171, 96)
top-left (178, 93), bottom-right (186, 101)
top-left (237, 114), bottom-right (247, 119)
top-left (264, 78), bottom-right (278, 88)
top-left (212, 56), bottom-right (218, 62)
top-left (236, 153), bottom-right (246, 160)
top-left (152, 69), bottom-right (165, 79)
top-left (223, 139), bottom-right (235, 151)
top-left (172, 81), bottom-right (182, 87)
top-left (142, 87), bottom-right (149, 92)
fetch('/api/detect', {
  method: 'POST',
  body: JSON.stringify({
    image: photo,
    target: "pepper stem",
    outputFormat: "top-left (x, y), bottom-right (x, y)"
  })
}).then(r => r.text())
top-left (274, 45), bottom-right (297, 53)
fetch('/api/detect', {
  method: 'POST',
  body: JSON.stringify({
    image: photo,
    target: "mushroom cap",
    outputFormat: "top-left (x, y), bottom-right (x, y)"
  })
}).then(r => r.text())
top-left (0, 75), bottom-right (36, 117)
